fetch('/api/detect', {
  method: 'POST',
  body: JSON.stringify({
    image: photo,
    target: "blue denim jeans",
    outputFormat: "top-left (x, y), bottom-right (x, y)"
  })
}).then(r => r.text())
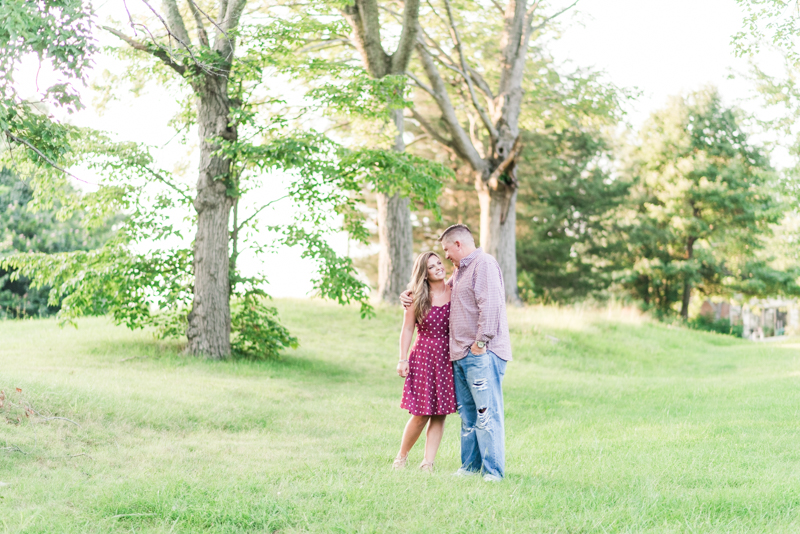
top-left (453, 350), bottom-right (507, 479)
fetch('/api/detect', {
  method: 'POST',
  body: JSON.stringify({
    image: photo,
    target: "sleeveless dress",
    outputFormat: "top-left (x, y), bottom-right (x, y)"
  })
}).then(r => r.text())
top-left (400, 302), bottom-right (457, 416)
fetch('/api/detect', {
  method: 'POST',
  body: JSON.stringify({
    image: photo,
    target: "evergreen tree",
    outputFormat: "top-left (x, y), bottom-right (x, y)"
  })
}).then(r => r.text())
top-left (617, 87), bottom-right (783, 317)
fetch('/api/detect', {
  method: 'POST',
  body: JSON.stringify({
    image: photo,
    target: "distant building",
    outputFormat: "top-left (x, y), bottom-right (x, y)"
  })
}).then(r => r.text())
top-left (700, 298), bottom-right (800, 339)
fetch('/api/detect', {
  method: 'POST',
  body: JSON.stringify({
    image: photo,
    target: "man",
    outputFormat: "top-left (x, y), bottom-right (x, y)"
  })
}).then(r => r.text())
top-left (401, 224), bottom-right (511, 481)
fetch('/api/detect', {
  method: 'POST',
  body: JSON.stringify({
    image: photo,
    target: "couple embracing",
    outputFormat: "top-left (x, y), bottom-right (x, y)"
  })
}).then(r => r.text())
top-left (393, 224), bottom-right (511, 482)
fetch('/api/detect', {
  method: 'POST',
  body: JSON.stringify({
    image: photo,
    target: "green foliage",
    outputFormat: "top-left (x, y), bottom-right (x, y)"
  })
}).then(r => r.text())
top-left (615, 87), bottom-right (786, 314)
top-left (516, 128), bottom-right (630, 303)
top-left (0, 0), bottom-right (96, 164)
top-left (0, 168), bottom-right (118, 318)
top-left (281, 226), bottom-right (373, 318)
top-left (733, 0), bottom-right (800, 62)
top-left (231, 292), bottom-right (299, 358)
top-left (2, 245), bottom-right (194, 330)
top-left (687, 314), bottom-right (739, 337)
top-left (307, 74), bottom-right (410, 121)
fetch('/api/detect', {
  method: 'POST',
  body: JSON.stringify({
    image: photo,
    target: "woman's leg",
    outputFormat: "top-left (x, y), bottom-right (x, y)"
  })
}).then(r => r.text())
top-left (423, 415), bottom-right (447, 463)
top-left (398, 415), bottom-right (430, 457)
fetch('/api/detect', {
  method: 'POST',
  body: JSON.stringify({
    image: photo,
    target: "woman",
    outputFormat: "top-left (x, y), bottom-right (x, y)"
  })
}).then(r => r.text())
top-left (393, 251), bottom-right (456, 473)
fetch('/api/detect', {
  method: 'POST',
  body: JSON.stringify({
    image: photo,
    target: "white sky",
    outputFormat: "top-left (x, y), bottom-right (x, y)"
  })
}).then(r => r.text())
top-left (12, 0), bottom-right (781, 298)
top-left (551, 0), bottom-right (762, 128)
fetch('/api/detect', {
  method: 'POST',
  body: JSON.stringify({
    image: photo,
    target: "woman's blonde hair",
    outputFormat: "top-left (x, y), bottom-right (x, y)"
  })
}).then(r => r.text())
top-left (408, 251), bottom-right (440, 324)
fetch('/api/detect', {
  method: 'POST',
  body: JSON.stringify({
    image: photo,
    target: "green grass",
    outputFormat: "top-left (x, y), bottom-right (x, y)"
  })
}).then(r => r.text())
top-left (2, 300), bottom-right (800, 532)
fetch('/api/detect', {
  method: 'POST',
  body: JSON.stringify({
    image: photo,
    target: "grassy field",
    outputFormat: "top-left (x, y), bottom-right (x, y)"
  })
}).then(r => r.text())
top-left (2, 300), bottom-right (800, 533)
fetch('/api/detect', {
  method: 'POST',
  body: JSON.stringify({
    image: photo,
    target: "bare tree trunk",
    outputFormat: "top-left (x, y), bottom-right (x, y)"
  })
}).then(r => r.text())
top-left (477, 179), bottom-right (518, 302)
top-left (680, 282), bottom-right (691, 319)
top-left (680, 237), bottom-right (696, 319)
top-left (186, 78), bottom-right (234, 358)
top-left (377, 193), bottom-right (413, 301)
top-left (377, 108), bottom-right (413, 302)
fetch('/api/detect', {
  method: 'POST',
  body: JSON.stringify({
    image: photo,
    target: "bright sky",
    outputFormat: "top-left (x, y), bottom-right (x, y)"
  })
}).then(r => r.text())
top-left (552, 0), bottom-right (762, 128)
top-left (13, 0), bottom-right (781, 298)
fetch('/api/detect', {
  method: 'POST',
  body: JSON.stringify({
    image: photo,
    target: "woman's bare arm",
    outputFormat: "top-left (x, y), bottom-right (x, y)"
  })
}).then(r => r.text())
top-left (397, 305), bottom-right (416, 377)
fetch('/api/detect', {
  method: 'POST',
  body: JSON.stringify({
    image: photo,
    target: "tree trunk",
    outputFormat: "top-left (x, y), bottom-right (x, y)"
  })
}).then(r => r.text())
top-left (680, 281), bottom-right (692, 319)
top-left (477, 176), bottom-right (519, 303)
top-left (680, 237), bottom-right (696, 319)
top-left (376, 108), bottom-right (413, 303)
top-left (186, 78), bottom-right (234, 358)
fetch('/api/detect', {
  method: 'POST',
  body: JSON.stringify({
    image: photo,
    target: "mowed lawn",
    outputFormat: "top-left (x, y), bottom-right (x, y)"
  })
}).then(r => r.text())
top-left (3, 300), bottom-right (800, 533)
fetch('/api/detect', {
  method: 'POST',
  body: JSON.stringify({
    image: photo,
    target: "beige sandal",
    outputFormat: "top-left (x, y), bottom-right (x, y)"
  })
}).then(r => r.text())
top-left (392, 453), bottom-right (409, 470)
top-left (419, 460), bottom-right (435, 473)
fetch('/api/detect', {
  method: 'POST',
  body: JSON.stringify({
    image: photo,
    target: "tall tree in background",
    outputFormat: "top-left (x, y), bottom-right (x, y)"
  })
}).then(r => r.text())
top-left (341, 0), bottom-right (420, 304)
top-left (406, 0), bottom-right (578, 301)
top-left (516, 127), bottom-right (628, 303)
top-left (617, 88), bottom-right (782, 317)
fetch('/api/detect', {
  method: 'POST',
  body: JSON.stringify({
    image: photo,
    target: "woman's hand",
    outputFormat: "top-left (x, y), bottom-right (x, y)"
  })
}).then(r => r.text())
top-left (397, 360), bottom-right (410, 378)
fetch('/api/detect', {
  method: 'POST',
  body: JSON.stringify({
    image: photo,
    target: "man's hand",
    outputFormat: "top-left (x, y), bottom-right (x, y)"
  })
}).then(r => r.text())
top-left (397, 360), bottom-right (410, 377)
top-left (470, 342), bottom-right (487, 355)
top-left (399, 290), bottom-right (413, 309)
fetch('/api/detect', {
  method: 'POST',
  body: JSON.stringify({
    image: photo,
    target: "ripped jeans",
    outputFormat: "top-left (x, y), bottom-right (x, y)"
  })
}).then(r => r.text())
top-left (453, 350), bottom-right (507, 479)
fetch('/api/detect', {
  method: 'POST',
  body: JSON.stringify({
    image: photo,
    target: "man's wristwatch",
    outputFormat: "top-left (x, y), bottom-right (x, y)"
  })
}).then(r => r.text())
top-left (476, 341), bottom-right (486, 349)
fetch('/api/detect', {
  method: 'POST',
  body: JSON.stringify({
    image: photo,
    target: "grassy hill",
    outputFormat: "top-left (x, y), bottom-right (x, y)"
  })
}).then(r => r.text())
top-left (2, 300), bottom-right (800, 532)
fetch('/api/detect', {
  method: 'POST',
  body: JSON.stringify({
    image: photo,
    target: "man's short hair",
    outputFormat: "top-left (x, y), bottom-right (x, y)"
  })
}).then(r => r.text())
top-left (439, 224), bottom-right (474, 244)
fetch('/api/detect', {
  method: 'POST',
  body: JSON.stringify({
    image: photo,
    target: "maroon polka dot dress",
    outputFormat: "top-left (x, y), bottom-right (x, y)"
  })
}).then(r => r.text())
top-left (400, 303), bottom-right (457, 416)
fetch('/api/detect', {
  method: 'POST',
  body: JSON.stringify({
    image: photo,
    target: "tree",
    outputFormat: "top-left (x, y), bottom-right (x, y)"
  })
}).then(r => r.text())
top-left (2, 1), bottom-right (446, 359)
top-left (516, 128), bottom-right (629, 303)
top-left (617, 88), bottom-right (782, 317)
top-left (340, 0), bottom-right (421, 304)
top-left (405, 0), bottom-right (579, 301)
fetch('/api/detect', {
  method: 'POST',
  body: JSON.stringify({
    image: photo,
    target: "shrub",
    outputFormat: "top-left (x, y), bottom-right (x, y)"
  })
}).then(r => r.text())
top-left (230, 291), bottom-right (298, 359)
top-left (688, 314), bottom-right (739, 336)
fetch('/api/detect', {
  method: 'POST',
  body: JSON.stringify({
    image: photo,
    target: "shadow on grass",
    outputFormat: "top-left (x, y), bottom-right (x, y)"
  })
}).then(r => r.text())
top-left (95, 338), bottom-right (360, 383)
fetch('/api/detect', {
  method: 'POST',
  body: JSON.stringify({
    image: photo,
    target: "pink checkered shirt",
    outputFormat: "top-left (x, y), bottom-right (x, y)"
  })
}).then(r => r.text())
top-left (448, 248), bottom-right (512, 362)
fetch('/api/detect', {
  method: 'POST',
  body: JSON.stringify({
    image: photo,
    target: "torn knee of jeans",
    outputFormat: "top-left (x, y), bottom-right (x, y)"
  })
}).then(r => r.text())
top-left (476, 406), bottom-right (490, 430)
top-left (472, 378), bottom-right (488, 391)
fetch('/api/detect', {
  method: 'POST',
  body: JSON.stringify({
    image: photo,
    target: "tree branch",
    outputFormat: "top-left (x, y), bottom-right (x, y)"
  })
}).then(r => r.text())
top-left (129, 1), bottom-right (217, 74)
top-left (217, 0), bottom-right (247, 57)
top-left (3, 131), bottom-right (94, 185)
top-left (144, 166), bottom-right (194, 204)
top-left (188, 0), bottom-right (228, 40)
top-left (406, 70), bottom-right (436, 98)
top-left (221, 0), bottom-right (247, 33)
top-left (298, 38), bottom-right (352, 53)
top-left (342, 0), bottom-right (390, 77)
top-left (187, 0), bottom-right (209, 46)
top-left (159, 0), bottom-right (191, 45)
top-left (415, 43), bottom-right (485, 169)
top-left (443, 0), bottom-right (498, 138)
top-left (528, 0), bottom-right (578, 35)
top-left (418, 23), bottom-right (495, 101)
top-left (490, 0), bottom-right (505, 14)
top-left (487, 136), bottom-right (522, 187)
top-left (409, 108), bottom-right (454, 148)
top-left (390, 0), bottom-right (421, 73)
top-left (237, 195), bottom-right (291, 231)
top-left (102, 25), bottom-right (187, 75)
